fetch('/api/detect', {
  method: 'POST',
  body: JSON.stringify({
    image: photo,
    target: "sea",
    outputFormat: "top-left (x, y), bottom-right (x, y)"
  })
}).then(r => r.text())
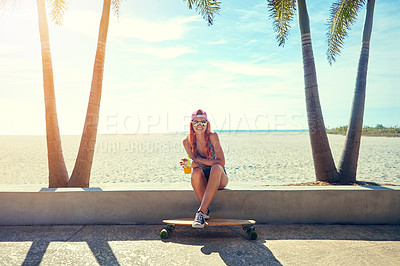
top-left (0, 131), bottom-right (399, 187)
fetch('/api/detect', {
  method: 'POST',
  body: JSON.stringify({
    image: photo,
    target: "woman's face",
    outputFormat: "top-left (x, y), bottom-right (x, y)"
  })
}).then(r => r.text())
top-left (192, 118), bottom-right (208, 135)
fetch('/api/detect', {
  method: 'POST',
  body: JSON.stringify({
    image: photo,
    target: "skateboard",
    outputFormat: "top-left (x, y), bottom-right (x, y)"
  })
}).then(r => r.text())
top-left (160, 218), bottom-right (257, 240)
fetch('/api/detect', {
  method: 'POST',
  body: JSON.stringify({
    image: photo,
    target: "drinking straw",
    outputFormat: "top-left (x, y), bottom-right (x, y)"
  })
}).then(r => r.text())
top-left (187, 155), bottom-right (190, 166)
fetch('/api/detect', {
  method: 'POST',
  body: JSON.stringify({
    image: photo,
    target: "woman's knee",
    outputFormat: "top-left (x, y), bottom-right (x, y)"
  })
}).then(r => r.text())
top-left (211, 164), bottom-right (223, 173)
top-left (191, 168), bottom-right (203, 181)
top-left (209, 164), bottom-right (223, 181)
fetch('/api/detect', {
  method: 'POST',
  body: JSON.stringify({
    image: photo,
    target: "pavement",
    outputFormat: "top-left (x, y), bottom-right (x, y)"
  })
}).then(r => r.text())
top-left (0, 224), bottom-right (399, 265)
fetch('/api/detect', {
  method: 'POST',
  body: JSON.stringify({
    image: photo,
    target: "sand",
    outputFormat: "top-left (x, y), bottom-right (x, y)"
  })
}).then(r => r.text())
top-left (0, 132), bottom-right (399, 188)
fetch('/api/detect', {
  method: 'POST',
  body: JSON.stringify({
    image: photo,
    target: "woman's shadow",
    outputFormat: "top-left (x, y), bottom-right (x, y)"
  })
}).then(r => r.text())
top-left (162, 225), bottom-right (283, 265)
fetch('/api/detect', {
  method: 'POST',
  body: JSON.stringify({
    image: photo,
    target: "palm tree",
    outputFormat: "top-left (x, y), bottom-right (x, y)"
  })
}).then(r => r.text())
top-left (327, 0), bottom-right (376, 183)
top-left (3, 0), bottom-right (221, 188)
top-left (268, 0), bottom-right (339, 182)
top-left (36, 0), bottom-right (70, 187)
top-left (48, 0), bottom-right (68, 25)
top-left (68, 0), bottom-right (221, 187)
top-left (67, 0), bottom-right (112, 187)
top-left (1, 0), bottom-right (70, 187)
top-left (185, 0), bottom-right (221, 26)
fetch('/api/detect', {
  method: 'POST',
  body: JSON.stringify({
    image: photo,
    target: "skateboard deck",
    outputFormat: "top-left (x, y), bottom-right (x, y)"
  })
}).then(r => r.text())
top-left (160, 218), bottom-right (257, 240)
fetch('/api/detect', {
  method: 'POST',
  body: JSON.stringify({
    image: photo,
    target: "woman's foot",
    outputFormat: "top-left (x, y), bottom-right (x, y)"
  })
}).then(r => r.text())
top-left (192, 211), bottom-right (206, 228)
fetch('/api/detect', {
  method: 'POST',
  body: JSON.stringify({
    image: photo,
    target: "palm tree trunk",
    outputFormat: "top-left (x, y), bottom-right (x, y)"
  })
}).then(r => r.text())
top-left (338, 0), bottom-right (375, 183)
top-left (68, 0), bottom-right (111, 187)
top-left (36, 0), bottom-right (69, 188)
top-left (298, 0), bottom-right (339, 182)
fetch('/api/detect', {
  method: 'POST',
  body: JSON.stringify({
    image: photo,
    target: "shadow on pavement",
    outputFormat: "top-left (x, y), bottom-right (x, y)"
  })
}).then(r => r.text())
top-left (162, 225), bottom-right (283, 265)
top-left (0, 225), bottom-right (121, 266)
top-left (0, 224), bottom-right (399, 265)
top-left (0, 224), bottom-right (283, 265)
top-left (258, 224), bottom-right (400, 241)
top-left (21, 240), bottom-right (50, 266)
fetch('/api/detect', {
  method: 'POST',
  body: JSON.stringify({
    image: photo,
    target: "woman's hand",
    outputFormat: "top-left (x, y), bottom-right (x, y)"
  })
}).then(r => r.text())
top-left (180, 158), bottom-right (199, 168)
top-left (180, 158), bottom-right (189, 168)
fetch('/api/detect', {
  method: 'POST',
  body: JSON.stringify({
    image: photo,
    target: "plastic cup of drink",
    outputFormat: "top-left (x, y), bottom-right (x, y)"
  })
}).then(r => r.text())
top-left (183, 166), bottom-right (192, 174)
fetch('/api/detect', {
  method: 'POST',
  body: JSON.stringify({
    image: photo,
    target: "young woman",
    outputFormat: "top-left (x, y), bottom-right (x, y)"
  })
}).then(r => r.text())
top-left (180, 109), bottom-right (228, 228)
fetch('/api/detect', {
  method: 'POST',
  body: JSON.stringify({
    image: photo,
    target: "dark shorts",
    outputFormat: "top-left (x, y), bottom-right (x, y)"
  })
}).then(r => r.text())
top-left (199, 165), bottom-right (227, 181)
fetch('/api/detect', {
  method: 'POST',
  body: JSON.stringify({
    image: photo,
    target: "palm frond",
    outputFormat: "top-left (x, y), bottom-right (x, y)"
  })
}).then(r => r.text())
top-left (111, 0), bottom-right (121, 20)
top-left (48, 0), bottom-right (69, 26)
top-left (326, 0), bottom-right (366, 65)
top-left (267, 0), bottom-right (296, 47)
top-left (185, 0), bottom-right (221, 26)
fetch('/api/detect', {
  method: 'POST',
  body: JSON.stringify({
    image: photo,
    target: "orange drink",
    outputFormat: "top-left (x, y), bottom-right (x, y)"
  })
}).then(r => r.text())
top-left (183, 166), bottom-right (192, 174)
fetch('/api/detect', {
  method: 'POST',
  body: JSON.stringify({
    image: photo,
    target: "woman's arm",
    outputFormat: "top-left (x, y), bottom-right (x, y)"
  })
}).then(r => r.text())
top-left (183, 137), bottom-right (194, 159)
top-left (193, 132), bottom-right (225, 167)
top-left (182, 137), bottom-right (199, 168)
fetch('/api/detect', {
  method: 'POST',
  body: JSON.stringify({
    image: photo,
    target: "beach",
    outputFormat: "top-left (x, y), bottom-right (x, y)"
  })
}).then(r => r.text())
top-left (0, 132), bottom-right (399, 188)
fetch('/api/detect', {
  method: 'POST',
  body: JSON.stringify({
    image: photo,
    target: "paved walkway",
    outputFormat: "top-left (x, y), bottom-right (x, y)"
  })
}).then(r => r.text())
top-left (0, 224), bottom-right (399, 265)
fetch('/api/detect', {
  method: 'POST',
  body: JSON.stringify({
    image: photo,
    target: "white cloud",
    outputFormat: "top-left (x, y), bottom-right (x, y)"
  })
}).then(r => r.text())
top-left (135, 46), bottom-right (197, 59)
top-left (109, 16), bottom-right (198, 42)
top-left (207, 39), bottom-right (227, 45)
top-left (63, 10), bottom-right (199, 42)
top-left (213, 61), bottom-right (291, 77)
top-left (246, 40), bottom-right (257, 45)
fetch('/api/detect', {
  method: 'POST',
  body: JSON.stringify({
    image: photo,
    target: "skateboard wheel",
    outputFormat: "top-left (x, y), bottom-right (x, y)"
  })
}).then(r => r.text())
top-left (249, 230), bottom-right (257, 240)
top-left (160, 229), bottom-right (169, 239)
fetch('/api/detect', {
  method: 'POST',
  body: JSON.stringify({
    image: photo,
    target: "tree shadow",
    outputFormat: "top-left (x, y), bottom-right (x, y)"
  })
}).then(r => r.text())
top-left (87, 240), bottom-right (120, 266)
top-left (1, 225), bottom-right (120, 266)
top-left (21, 240), bottom-right (50, 266)
top-left (0, 224), bottom-right (282, 265)
top-left (1, 224), bottom-right (399, 265)
top-left (19, 239), bottom-right (120, 266)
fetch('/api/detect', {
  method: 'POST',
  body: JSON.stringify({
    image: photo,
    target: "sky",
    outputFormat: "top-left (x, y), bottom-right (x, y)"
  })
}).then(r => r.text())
top-left (0, 0), bottom-right (399, 135)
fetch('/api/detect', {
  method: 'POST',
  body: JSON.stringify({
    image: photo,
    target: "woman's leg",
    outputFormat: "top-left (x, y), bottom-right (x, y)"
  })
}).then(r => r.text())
top-left (198, 164), bottom-right (228, 213)
top-left (191, 167), bottom-right (207, 203)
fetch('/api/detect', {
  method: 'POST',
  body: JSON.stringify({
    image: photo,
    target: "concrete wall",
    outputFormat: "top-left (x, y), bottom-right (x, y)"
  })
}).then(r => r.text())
top-left (0, 186), bottom-right (399, 225)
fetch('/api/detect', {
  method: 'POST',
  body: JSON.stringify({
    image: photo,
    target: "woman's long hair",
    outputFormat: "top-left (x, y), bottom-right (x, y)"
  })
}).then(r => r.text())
top-left (189, 110), bottom-right (211, 158)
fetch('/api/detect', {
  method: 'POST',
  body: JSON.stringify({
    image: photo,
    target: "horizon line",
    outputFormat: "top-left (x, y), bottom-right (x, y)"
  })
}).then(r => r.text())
top-left (0, 129), bottom-right (310, 136)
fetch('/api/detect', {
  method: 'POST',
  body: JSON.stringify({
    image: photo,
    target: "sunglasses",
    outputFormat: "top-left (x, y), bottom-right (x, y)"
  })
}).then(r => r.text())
top-left (192, 120), bottom-right (208, 127)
